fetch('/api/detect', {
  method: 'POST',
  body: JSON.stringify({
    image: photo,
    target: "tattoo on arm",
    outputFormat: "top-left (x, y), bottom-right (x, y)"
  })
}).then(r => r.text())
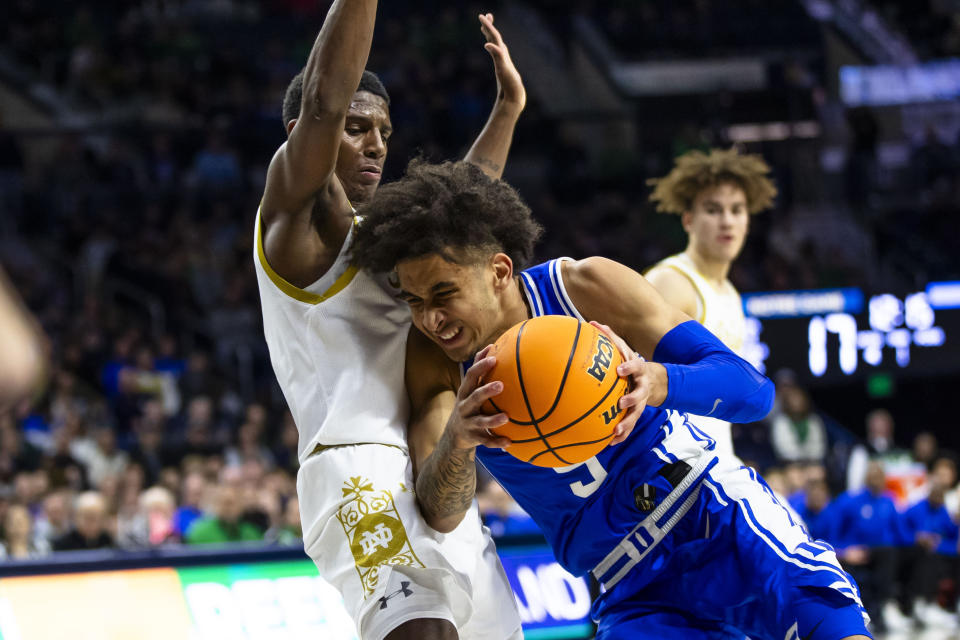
top-left (416, 432), bottom-right (477, 521)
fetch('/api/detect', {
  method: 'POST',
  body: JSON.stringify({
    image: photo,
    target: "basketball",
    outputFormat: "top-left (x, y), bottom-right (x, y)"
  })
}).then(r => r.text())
top-left (482, 315), bottom-right (629, 468)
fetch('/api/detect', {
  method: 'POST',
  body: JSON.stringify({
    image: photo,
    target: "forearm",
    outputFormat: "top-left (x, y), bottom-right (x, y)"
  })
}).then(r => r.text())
top-left (302, 0), bottom-right (378, 116)
top-left (464, 101), bottom-right (523, 180)
top-left (415, 429), bottom-right (478, 533)
top-left (653, 321), bottom-right (774, 423)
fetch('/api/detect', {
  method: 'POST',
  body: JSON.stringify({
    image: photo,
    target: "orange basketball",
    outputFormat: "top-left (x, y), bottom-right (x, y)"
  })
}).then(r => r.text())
top-left (481, 315), bottom-right (629, 468)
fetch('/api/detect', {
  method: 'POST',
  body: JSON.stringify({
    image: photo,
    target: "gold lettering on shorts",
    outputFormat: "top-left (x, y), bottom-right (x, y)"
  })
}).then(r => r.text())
top-left (336, 476), bottom-right (425, 596)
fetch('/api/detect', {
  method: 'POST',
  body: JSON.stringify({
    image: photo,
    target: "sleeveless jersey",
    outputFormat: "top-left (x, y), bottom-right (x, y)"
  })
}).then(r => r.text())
top-left (464, 258), bottom-right (716, 576)
top-left (254, 211), bottom-right (410, 462)
top-left (646, 252), bottom-right (745, 354)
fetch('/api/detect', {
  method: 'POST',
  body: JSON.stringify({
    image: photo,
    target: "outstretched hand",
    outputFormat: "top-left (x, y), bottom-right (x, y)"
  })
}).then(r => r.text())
top-left (590, 321), bottom-right (667, 446)
top-left (479, 13), bottom-right (526, 112)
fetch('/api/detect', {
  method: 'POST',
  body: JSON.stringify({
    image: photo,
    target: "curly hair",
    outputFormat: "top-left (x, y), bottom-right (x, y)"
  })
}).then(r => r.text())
top-left (647, 147), bottom-right (777, 215)
top-left (281, 69), bottom-right (389, 130)
top-left (350, 159), bottom-right (543, 273)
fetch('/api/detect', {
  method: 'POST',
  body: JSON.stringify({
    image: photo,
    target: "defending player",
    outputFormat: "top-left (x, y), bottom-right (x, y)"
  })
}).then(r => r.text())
top-left (645, 148), bottom-right (777, 457)
top-left (350, 160), bottom-right (871, 640)
top-left (255, 3), bottom-right (525, 639)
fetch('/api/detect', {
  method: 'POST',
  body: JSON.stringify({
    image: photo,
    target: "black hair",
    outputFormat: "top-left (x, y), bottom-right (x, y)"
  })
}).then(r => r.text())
top-left (281, 69), bottom-right (390, 130)
top-left (351, 159), bottom-right (543, 272)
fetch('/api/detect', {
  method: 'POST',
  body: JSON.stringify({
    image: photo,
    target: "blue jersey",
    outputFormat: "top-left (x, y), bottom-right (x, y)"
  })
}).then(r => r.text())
top-left (459, 259), bottom-right (869, 639)
top-left (465, 259), bottom-right (715, 576)
top-left (903, 497), bottom-right (959, 554)
top-left (824, 488), bottom-right (907, 549)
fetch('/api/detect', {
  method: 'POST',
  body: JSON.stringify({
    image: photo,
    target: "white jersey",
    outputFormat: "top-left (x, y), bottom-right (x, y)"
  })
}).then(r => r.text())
top-left (648, 252), bottom-right (746, 354)
top-left (648, 252), bottom-right (747, 457)
top-left (253, 211), bottom-right (410, 461)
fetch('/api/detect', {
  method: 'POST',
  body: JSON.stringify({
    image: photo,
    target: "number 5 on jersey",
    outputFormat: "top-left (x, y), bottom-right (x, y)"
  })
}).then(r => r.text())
top-left (554, 457), bottom-right (607, 498)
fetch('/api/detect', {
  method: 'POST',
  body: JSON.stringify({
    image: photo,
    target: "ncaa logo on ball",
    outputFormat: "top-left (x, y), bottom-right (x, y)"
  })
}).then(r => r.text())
top-left (586, 334), bottom-right (615, 382)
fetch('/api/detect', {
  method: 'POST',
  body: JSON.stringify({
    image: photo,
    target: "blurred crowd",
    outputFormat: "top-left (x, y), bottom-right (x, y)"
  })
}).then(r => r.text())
top-left (0, 6), bottom-right (959, 637)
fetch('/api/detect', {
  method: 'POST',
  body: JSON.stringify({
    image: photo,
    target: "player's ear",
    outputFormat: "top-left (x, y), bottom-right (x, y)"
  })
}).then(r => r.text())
top-left (681, 210), bottom-right (693, 233)
top-left (490, 253), bottom-right (514, 291)
top-left (286, 118), bottom-right (298, 136)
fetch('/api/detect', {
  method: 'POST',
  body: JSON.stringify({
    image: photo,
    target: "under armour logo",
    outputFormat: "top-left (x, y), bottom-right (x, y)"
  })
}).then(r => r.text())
top-left (378, 581), bottom-right (414, 609)
top-left (360, 523), bottom-right (393, 556)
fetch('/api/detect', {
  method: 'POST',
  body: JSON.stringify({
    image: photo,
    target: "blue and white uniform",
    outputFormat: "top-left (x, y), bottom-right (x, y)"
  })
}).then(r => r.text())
top-left (465, 258), bottom-right (870, 640)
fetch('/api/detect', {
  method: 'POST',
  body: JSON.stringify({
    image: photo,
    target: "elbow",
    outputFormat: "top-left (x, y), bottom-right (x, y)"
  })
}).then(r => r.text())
top-left (418, 501), bottom-right (464, 534)
top-left (757, 376), bottom-right (775, 419)
top-left (426, 515), bottom-right (460, 535)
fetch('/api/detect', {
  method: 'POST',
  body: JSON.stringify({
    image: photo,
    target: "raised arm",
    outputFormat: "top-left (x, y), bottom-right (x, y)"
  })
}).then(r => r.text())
top-left (406, 329), bottom-right (509, 533)
top-left (260, 0), bottom-right (377, 286)
top-left (564, 257), bottom-right (774, 433)
top-left (463, 13), bottom-right (526, 180)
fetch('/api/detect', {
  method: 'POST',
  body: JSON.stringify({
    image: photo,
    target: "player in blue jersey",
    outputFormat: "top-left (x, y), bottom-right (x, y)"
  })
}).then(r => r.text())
top-left (350, 160), bottom-right (872, 640)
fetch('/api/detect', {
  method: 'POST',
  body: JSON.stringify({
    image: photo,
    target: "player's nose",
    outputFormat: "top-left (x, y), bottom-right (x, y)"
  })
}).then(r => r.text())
top-left (423, 307), bottom-right (445, 333)
top-left (364, 130), bottom-right (386, 159)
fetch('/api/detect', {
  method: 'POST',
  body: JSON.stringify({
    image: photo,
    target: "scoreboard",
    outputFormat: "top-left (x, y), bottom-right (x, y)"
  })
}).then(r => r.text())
top-left (741, 281), bottom-right (960, 385)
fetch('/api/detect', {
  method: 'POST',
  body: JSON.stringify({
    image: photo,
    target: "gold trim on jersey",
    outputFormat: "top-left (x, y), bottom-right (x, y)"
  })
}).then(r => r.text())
top-left (255, 209), bottom-right (359, 305)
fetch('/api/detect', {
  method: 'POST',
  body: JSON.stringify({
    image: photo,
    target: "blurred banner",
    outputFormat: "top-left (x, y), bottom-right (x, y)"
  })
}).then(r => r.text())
top-left (0, 544), bottom-right (592, 640)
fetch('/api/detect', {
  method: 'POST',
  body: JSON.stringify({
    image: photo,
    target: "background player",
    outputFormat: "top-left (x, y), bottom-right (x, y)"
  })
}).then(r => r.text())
top-left (255, 3), bottom-right (525, 639)
top-left (350, 159), bottom-right (870, 640)
top-left (644, 148), bottom-right (777, 457)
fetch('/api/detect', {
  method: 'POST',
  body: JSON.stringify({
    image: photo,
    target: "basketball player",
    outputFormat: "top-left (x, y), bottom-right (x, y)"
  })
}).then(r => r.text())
top-left (644, 148), bottom-right (776, 457)
top-left (255, 3), bottom-right (525, 639)
top-left (350, 160), bottom-right (871, 640)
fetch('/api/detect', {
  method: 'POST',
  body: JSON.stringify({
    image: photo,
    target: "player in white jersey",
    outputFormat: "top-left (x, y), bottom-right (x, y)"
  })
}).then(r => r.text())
top-left (255, 3), bottom-right (526, 638)
top-left (644, 148), bottom-right (777, 457)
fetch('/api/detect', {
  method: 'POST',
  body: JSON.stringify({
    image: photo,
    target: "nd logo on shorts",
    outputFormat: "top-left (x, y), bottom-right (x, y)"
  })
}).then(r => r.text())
top-left (336, 476), bottom-right (425, 596)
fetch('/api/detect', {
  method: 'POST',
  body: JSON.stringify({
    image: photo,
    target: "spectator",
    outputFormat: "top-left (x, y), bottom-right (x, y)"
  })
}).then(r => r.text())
top-left (789, 477), bottom-right (833, 542)
top-left (71, 426), bottom-right (128, 489)
top-left (265, 496), bottom-right (302, 546)
top-left (34, 489), bottom-right (72, 546)
top-left (118, 345), bottom-right (181, 417)
top-left (912, 431), bottom-right (940, 471)
top-left (53, 491), bottom-right (114, 551)
top-left (901, 479), bottom-right (959, 629)
top-left (769, 380), bottom-right (827, 463)
top-left (477, 477), bottom-right (540, 539)
top-left (173, 471), bottom-right (207, 538)
top-left (0, 503), bottom-right (50, 560)
top-left (846, 409), bottom-right (915, 497)
top-left (128, 406), bottom-right (170, 487)
top-left (185, 484), bottom-right (262, 545)
top-left (118, 486), bottom-right (179, 548)
top-left (224, 421), bottom-right (274, 470)
top-left (827, 461), bottom-right (912, 633)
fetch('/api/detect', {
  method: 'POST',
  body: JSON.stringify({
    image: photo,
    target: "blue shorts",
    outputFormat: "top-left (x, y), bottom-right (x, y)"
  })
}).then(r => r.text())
top-left (592, 455), bottom-right (872, 640)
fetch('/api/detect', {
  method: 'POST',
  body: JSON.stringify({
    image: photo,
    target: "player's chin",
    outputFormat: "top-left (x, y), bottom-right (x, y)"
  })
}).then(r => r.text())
top-left (348, 182), bottom-right (379, 205)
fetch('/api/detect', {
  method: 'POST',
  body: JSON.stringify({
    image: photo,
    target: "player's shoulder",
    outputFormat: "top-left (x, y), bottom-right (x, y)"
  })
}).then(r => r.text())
top-left (560, 256), bottom-right (623, 287)
top-left (405, 328), bottom-right (459, 391)
top-left (645, 261), bottom-right (697, 292)
top-left (644, 262), bottom-right (700, 317)
top-left (560, 256), bottom-right (649, 298)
